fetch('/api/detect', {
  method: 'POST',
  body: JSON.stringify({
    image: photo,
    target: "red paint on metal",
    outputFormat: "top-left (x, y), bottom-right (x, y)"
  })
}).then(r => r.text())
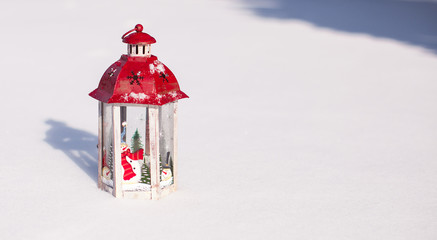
top-left (134, 24), bottom-right (143, 32)
top-left (89, 55), bottom-right (188, 106)
top-left (122, 24), bottom-right (156, 44)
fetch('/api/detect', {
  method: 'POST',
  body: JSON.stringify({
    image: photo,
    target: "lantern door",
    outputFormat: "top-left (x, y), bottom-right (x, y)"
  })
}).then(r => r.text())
top-left (146, 103), bottom-right (178, 199)
top-left (98, 102), bottom-right (115, 192)
top-left (157, 102), bottom-right (177, 198)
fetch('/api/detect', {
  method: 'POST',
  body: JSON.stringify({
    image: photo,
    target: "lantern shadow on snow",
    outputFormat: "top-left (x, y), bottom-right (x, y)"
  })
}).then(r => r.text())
top-left (44, 119), bottom-right (98, 183)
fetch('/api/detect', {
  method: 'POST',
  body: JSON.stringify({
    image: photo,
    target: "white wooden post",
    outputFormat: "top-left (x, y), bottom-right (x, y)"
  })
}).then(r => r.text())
top-left (148, 106), bottom-right (160, 200)
top-left (112, 105), bottom-right (123, 198)
top-left (97, 102), bottom-right (103, 189)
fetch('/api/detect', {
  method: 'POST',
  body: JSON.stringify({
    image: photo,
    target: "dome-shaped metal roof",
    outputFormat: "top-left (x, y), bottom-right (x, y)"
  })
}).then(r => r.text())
top-left (90, 25), bottom-right (187, 105)
top-left (89, 55), bottom-right (188, 105)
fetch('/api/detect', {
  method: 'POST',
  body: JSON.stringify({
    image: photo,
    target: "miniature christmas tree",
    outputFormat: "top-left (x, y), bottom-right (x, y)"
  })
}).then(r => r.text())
top-left (140, 161), bottom-right (151, 185)
top-left (131, 128), bottom-right (143, 153)
top-left (107, 143), bottom-right (114, 179)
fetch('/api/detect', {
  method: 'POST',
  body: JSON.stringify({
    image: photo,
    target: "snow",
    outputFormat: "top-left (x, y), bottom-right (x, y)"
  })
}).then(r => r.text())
top-left (149, 60), bottom-right (165, 74)
top-left (101, 178), bottom-right (113, 187)
top-left (123, 183), bottom-right (151, 191)
top-left (1, 0), bottom-right (437, 239)
top-left (160, 178), bottom-right (173, 188)
top-left (123, 92), bottom-right (149, 101)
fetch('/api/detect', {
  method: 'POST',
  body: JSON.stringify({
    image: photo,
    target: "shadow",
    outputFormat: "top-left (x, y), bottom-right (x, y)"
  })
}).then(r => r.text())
top-left (241, 0), bottom-right (437, 53)
top-left (44, 119), bottom-right (98, 183)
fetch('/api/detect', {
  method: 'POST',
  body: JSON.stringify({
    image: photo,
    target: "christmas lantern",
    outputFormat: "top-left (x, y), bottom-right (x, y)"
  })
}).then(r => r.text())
top-left (89, 24), bottom-right (188, 199)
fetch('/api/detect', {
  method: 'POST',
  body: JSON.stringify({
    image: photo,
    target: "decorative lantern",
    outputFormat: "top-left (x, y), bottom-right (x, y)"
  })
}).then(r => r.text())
top-left (89, 24), bottom-right (188, 199)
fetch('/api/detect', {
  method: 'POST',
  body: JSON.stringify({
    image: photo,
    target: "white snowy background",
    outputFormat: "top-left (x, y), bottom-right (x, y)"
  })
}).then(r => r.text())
top-left (1, 0), bottom-right (437, 239)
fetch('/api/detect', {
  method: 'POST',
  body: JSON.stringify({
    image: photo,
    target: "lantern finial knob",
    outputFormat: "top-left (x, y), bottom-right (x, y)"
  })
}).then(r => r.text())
top-left (135, 24), bottom-right (143, 32)
top-left (121, 24), bottom-right (145, 39)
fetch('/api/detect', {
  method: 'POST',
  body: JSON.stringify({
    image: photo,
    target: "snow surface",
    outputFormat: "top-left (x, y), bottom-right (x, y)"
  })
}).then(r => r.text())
top-left (1, 0), bottom-right (437, 239)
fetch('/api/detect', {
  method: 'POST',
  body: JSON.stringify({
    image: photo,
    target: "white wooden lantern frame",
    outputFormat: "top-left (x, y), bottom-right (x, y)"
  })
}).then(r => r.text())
top-left (97, 101), bottom-right (178, 200)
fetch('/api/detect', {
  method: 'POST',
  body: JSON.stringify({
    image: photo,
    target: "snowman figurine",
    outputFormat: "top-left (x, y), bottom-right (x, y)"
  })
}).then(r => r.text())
top-left (121, 143), bottom-right (144, 184)
top-left (161, 165), bottom-right (173, 182)
top-left (160, 152), bottom-right (173, 186)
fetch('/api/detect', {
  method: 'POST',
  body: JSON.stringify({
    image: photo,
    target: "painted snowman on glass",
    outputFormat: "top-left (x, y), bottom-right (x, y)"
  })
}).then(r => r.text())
top-left (89, 24), bottom-right (188, 199)
top-left (120, 122), bottom-right (144, 184)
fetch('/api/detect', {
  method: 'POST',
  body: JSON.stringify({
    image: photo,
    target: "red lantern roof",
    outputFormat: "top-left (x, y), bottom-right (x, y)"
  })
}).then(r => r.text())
top-left (89, 25), bottom-right (188, 106)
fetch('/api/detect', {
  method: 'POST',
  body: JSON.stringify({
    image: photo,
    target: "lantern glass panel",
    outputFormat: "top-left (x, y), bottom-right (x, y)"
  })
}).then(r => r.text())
top-left (120, 106), bottom-right (151, 192)
top-left (101, 103), bottom-right (114, 188)
top-left (159, 102), bottom-right (175, 187)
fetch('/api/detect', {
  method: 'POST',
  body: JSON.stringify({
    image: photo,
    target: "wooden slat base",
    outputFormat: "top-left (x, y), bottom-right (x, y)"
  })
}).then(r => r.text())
top-left (100, 176), bottom-right (175, 199)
